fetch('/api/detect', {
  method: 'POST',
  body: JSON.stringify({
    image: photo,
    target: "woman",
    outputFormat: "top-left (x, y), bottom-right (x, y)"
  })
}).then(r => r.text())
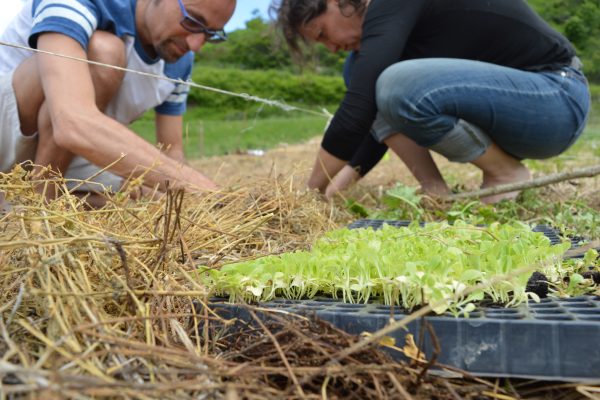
top-left (273, 0), bottom-right (591, 203)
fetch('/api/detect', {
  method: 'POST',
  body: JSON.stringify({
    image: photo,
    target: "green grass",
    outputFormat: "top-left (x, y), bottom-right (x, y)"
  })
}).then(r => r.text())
top-left (131, 84), bottom-right (600, 160)
top-left (131, 107), bottom-right (330, 159)
top-left (131, 108), bottom-right (600, 161)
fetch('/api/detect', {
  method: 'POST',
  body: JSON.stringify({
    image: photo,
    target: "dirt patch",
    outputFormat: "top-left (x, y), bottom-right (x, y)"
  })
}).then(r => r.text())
top-left (191, 136), bottom-right (600, 208)
top-left (191, 136), bottom-right (478, 191)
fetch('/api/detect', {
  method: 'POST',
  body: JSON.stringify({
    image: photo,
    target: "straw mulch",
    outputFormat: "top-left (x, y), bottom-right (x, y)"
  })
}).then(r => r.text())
top-left (0, 167), bottom-right (596, 399)
top-left (0, 167), bottom-right (339, 398)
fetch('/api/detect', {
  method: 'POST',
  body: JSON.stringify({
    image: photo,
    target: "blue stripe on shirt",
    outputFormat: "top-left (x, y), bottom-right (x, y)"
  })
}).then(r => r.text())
top-left (155, 52), bottom-right (194, 116)
top-left (29, 0), bottom-right (135, 49)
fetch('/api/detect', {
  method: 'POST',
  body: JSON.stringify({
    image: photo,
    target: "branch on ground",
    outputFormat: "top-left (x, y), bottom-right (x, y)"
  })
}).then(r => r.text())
top-left (450, 164), bottom-right (600, 201)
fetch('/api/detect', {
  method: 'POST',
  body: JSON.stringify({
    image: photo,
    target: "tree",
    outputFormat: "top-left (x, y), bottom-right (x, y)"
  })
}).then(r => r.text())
top-left (198, 16), bottom-right (291, 70)
top-left (198, 16), bottom-right (347, 75)
top-left (530, 0), bottom-right (600, 81)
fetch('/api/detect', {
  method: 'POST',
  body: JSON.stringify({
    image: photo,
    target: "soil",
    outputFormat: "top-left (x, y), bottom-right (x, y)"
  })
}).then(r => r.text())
top-left (190, 136), bottom-right (600, 208)
top-left (190, 137), bottom-right (479, 192)
top-left (582, 270), bottom-right (600, 285)
top-left (185, 138), bottom-right (600, 398)
top-left (526, 271), bottom-right (550, 298)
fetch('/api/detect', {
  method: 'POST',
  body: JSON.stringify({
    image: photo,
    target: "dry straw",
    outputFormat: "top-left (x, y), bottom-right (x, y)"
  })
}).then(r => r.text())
top-left (3, 166), bottom-right (484, 399)
top-left (0, 166), bottom-right (597, 399)
top-left (0, 167), bottom-right (525, 399)
top-left (0, 166), bottom-right (357, 398)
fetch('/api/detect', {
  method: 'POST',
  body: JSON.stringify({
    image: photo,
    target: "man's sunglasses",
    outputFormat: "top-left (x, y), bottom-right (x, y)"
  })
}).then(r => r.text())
top-left (177, 0), bottom-right (227, 43)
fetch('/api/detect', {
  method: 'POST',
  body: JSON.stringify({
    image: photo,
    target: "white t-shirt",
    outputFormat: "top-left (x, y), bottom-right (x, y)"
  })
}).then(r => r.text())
top-left (0, 0), bottom-right (194, 124)
top-left (0, 0), bottom-right (25, 36)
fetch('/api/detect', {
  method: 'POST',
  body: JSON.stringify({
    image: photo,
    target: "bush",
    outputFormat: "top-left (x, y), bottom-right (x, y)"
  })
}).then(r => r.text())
top-left (530, 0), bottom-right (600, 82)
top-left (590, 84), bottom-right (600, 101)
top-left (188, 66), bottom-right (346, 110)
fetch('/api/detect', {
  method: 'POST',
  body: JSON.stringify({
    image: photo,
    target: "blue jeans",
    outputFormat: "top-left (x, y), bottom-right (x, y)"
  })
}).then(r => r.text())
top-left (372, 58), bottom-right (590, 162)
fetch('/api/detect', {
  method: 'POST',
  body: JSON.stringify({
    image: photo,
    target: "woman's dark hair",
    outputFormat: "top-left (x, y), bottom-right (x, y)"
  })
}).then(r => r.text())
top-left (270, 0), bottom-right (368, 54)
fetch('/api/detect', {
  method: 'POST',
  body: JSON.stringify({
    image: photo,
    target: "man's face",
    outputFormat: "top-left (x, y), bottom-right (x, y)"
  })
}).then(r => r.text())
top-left (144, 0), bottom-right (235, 62)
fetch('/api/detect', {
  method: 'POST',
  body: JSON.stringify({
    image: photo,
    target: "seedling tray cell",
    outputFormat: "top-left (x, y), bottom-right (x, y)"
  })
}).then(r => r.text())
top-left (347, 219), bottom-right (564, 245)
top-left (205, 296), bottom-right (600, 382)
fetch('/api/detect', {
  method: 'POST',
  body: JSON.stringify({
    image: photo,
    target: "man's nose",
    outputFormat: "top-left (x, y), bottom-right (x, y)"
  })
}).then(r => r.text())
top-left (187, 33), bottom-right (207, 52)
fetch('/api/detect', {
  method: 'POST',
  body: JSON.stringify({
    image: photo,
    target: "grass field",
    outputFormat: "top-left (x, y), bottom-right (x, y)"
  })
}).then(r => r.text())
top-left (131, 92), bottom-right (600, 161)
top-left (131, 105), bottom-right (332, 159)
top-left (132, 114), bottom-right (329, 159)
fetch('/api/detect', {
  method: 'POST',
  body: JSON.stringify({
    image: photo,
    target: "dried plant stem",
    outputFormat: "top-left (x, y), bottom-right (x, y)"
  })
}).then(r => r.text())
top-left (249, 310), bottom-right (307, 399)
top-left (450, 163), bottom-right (600, 200)
top-left (387, 372), bottom-right (414, 400)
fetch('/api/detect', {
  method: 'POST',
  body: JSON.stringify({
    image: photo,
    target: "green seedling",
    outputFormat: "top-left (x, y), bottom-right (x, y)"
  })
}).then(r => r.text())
top-left (198, 221), bottom-right (571, 315)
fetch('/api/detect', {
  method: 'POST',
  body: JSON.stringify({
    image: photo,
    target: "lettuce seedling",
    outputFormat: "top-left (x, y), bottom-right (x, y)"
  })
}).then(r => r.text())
top-left (198, 221), bottom-right (571, 314)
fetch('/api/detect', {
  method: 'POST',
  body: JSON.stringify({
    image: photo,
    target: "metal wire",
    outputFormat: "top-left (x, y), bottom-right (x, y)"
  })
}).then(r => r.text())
top-left (0, 39), bottom-right (333, 119)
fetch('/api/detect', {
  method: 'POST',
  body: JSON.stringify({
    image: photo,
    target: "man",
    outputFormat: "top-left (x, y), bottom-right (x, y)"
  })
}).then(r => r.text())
top-left (0, 0), bottom-right (236, 203)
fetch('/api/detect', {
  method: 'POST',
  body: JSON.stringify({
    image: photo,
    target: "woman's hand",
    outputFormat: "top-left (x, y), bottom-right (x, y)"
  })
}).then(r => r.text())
top-left (307, 147), bottom-right (347, 193)
top-left (324, 165), bottom-right (361, 200)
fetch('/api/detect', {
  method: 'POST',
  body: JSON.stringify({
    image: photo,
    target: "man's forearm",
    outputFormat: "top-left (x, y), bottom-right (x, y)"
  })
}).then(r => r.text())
top-left (36, 34), bottom-right (216, 192)
top-left (164, 147), bottom-right (187, 165)
top-left (59, 110), bottom-right (215, 191)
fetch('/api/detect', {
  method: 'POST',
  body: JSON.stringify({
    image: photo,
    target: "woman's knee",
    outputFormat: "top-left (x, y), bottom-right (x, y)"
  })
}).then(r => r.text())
top-left (375, 60), bottom-right (452, 147)
top-left (375, 60), bottom-right (436, 125)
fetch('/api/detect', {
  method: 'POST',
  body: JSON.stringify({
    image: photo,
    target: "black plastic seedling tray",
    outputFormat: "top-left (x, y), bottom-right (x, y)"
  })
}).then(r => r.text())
top-left (204, 220), bottom-right (600, 381)
top-left (347, 219), bottom-right (564, 245)
top-left (205, 296), bottom-right (600, 382)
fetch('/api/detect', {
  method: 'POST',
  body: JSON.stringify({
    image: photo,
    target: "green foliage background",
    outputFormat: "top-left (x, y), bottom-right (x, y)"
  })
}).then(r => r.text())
top-left (187, 1), bottom-right (600, 114)
top-left (134, 2), bottom-right (600, 157)
top-left (199, 16), bottom-right (347, 74)
top-left (188, 66), bottom-right (345, 110)
top-left (529, 0), bottom-right (600, 81)
top-left (200, 1), bottom-right (600, 82)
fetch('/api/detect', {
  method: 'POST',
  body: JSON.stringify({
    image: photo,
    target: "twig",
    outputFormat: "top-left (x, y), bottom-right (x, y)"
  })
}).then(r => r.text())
top-left (387, 372), bottom-right (414, 400)
top-left (443, 380), bottom-right (464, 400)
top-left (411, 321), bottom-right (440, 392)
top-left (248, 310), bottom-right (307, 399)
top-left (109, 239), bottom-right (131, 290)
top-left (450, 164), bottom-right (600, 200)
top-left (563, 240), bottom-right (600, 259)
top-left (329, 260), bottom-right (548, 363)
top-left (578, 386), bottom-right (600, 400)
top-left (7, 283), bottom-right (25, 327)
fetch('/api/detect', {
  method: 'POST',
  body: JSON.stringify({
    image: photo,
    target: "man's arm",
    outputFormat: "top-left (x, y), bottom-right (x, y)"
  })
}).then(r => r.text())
top-left (155, 113), bottom-right (186, 164)
top-left (37, 33), bottom-right (216, 192)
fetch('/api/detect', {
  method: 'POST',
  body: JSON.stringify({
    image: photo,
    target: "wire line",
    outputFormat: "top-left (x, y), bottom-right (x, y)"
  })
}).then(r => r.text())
top-left (0, 40), bottom-right (332, 119)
